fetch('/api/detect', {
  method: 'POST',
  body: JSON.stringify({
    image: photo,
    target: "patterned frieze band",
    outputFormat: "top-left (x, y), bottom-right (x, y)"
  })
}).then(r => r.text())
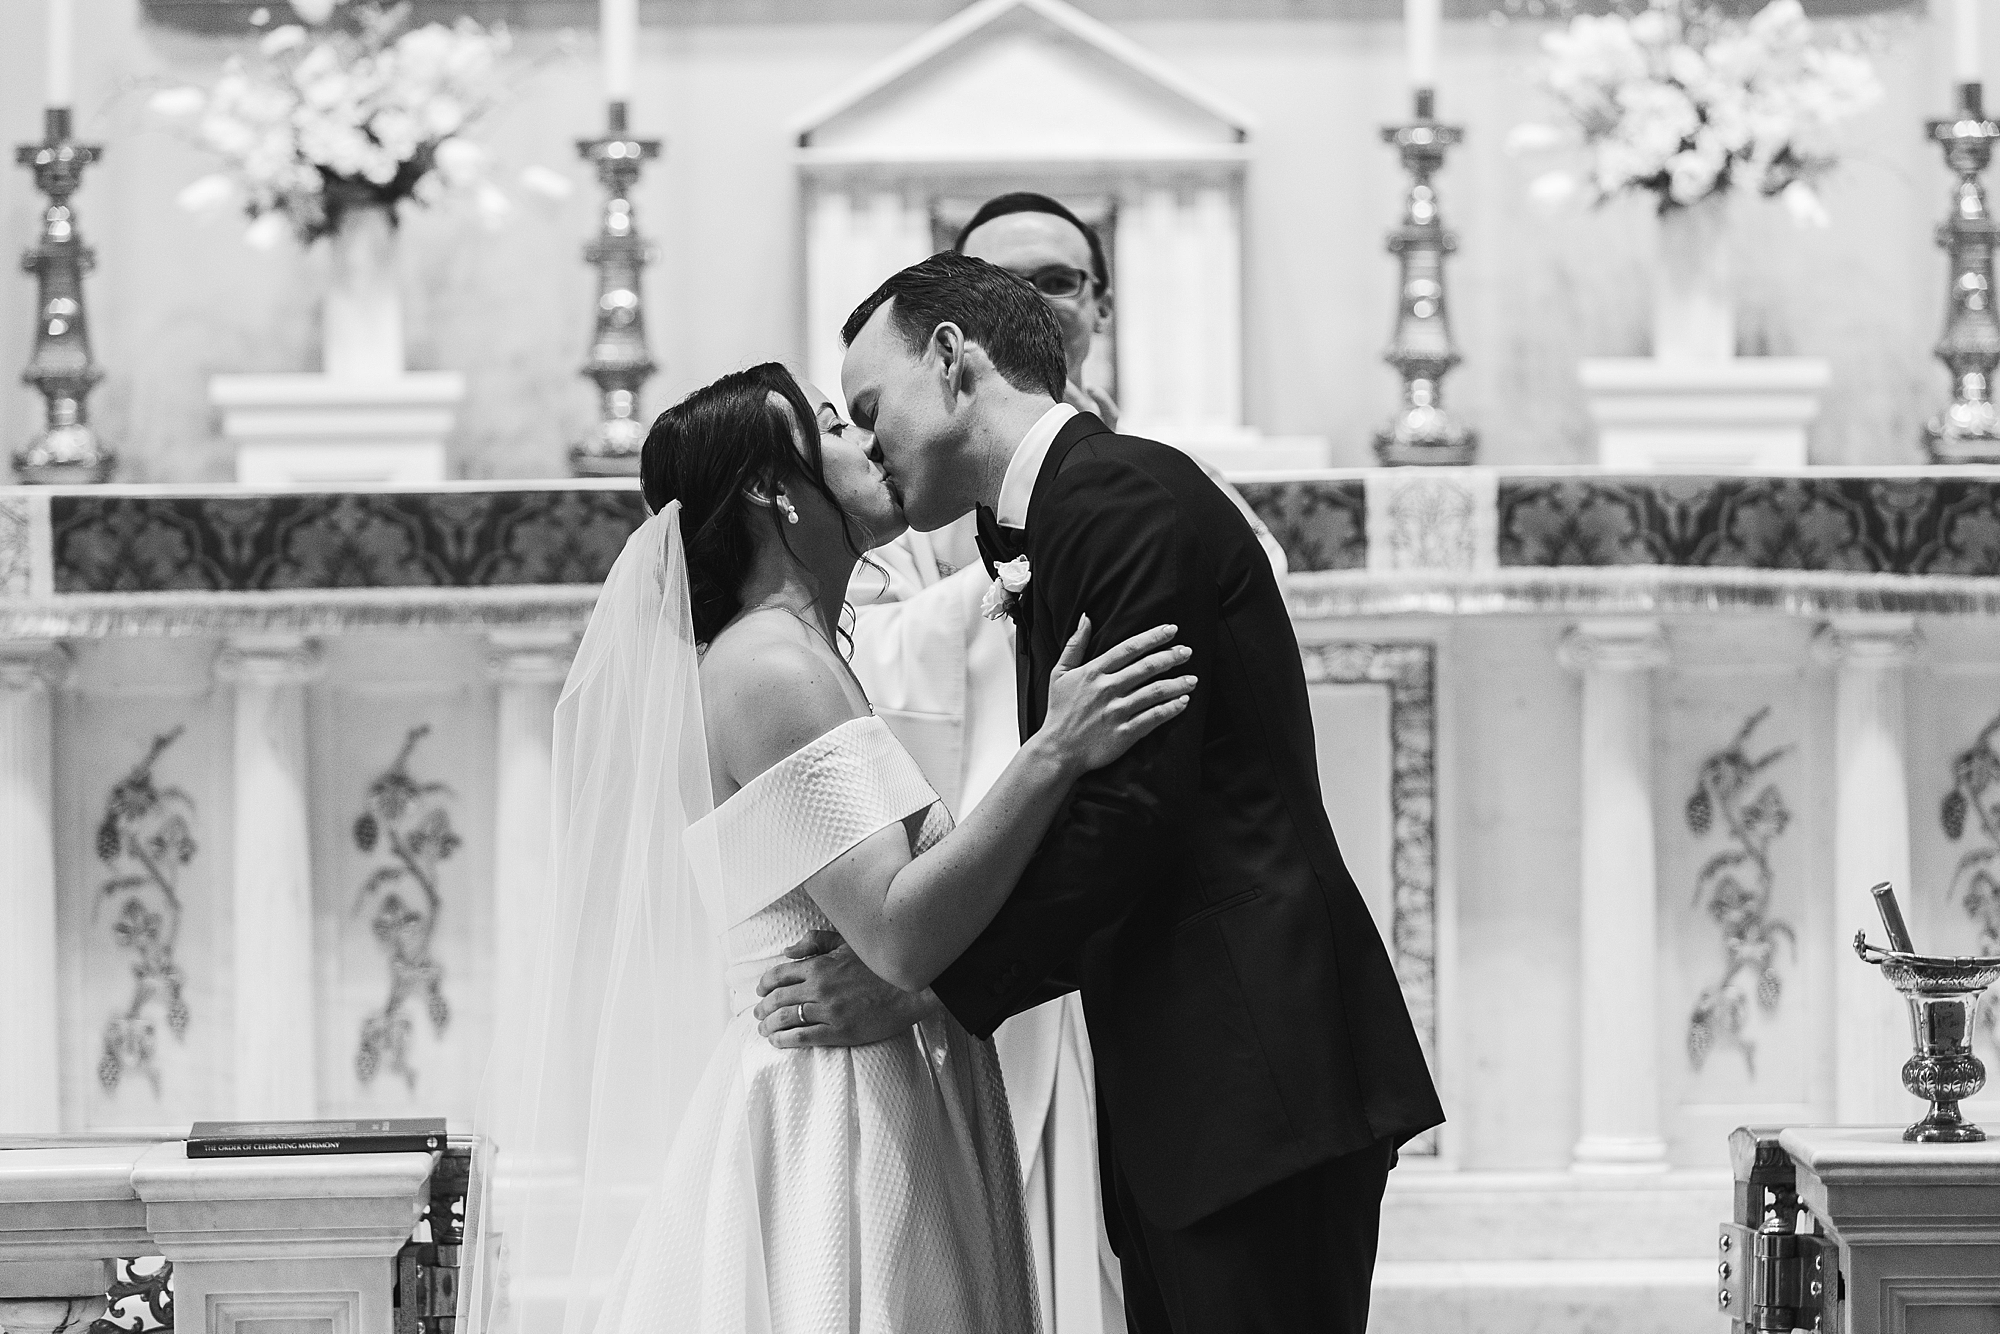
top-left (7, 472), bottom-right (2000, 606)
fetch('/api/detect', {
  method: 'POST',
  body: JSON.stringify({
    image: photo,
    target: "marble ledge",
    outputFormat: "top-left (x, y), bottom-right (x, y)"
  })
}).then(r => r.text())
top-left (127, 1145), bottom-right (438, 1203)
top-left (1779, 1125), bottom-right (2000, 1182)
top-left (0, 1144), bottom-right (163, 1268)
top-left (0, 1146), bottom-right (156, 1205)
top-left (1284, 567), bottom-right (2000, 621)
top-left (0, 585), bottom-right (601, 640)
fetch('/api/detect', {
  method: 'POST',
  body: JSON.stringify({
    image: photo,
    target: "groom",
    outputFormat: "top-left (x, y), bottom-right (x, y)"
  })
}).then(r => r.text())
top-left (776, 252), bottom-right (1442, 1332)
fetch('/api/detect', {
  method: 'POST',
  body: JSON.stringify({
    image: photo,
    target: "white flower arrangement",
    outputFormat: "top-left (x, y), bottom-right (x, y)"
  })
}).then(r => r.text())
top-left (1509, 0), bottom-right (1881, 223)
top-left (152, 0), bottom-right (567, 248)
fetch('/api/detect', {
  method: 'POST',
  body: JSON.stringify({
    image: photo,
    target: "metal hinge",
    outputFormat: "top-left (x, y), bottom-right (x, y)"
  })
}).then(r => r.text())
top-left (395, 1242), bottom-right (459, 1334)
top-left (1718, 1222), bottom-right (1838, 1332)
top-left (394, 1140), bottom-right (473, 1334)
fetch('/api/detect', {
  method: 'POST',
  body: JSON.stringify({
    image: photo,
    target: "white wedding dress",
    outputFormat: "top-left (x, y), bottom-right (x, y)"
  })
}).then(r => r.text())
top-left (464, 508), bottom-right (1040, 1334)
top-left (595, 715), bottom-right (1041, 1334)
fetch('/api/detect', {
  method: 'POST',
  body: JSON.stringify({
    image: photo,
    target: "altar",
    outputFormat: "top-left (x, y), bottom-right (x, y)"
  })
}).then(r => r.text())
top-left (5, 464), bottom-right (2000, 1328)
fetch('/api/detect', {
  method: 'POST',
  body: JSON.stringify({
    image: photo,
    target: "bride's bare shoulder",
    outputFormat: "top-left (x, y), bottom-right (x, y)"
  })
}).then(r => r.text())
top-left (702, 615), bottom-right (865, 791)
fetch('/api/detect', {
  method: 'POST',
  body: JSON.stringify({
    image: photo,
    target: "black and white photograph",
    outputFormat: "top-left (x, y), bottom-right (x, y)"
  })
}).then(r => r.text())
top-left (0, 1), bottom-right (1994, 1332)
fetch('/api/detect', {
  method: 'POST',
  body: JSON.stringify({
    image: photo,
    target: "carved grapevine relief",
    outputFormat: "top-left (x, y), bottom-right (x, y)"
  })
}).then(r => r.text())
top-left (1940, 712), bottom-right (2000, 1050)
top-left (1686, 708), bottom-right (1797, 1077)
top-left (353, 724), bottom-right (460, 1089)
top-left (95, 728), bottom-right (197, 1096)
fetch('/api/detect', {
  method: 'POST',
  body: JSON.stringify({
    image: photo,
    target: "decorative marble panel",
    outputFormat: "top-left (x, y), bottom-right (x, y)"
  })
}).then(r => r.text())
top-left (1238, 479), bottom-right (1367, 573)
top-left (1248, 472), bottom-right (2000, 576)
top-left (56, 681), bottom-right (232, 1129)
top-left (313, 663), bottom-right (495, 1123)
top-left (1298, 639), bottom-right (1439, 1156)
top-left (0, 497), bottom-right (31, 598)
top-left (348, 725), bottom-right (464, 1092)
top-left (1365, 468), bottom-right (1497, 574)
top-left (1681, 707), bottom-right (1799, 1080)
top-left (1654, 628), bottom-right (1827, 1166)
top-left (19, 475), bottom-right (2000, 599)
top-left (91, 725), bottom-right (203, 1099)
top-left (48, 489), bottom-right (649, 594)
top-left (1497, 476), bottom-right (2000, 574)
top-left (1923, 697), bottom-right (2000, 1064)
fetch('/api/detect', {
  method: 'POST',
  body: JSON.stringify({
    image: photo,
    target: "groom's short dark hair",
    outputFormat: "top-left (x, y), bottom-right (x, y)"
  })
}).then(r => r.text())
top-left (841, 252), bottom-right (1068, 402)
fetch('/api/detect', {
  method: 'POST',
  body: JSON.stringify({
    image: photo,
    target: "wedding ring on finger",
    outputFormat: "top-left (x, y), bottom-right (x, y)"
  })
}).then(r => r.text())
top-left (793, 1002), bottom-right (808, 1029)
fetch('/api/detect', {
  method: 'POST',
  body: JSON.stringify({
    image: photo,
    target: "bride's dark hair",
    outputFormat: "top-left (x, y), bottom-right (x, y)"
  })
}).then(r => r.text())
top-left (640, 361), bottom-right (869, 646)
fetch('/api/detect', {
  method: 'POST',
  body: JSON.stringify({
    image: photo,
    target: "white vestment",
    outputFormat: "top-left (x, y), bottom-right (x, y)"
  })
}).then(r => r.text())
top-left (850, 515), bottom-right (1128, 1334)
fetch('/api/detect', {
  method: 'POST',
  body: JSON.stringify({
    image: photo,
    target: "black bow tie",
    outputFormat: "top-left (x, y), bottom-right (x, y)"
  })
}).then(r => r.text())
top-left (974, 504), bottom-right (1026, 579)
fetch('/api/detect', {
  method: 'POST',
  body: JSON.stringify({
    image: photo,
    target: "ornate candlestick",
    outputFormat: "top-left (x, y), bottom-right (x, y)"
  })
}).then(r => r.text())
top-left (15, 107), bottom-right (113, 484)
top-left (1924, 82), bottom-right (2000, 464)
top-left (1375, 88), bottom-right (1476, 467)
top-left (569, 100), bottom-right (661, 479)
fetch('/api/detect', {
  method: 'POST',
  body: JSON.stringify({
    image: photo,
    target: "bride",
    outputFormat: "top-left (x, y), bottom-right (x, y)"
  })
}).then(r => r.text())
top-left (465, 362), bottom-right (1196, 1334)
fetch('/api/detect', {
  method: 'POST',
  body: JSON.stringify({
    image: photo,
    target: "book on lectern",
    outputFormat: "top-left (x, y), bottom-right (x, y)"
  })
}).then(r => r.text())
top-left (185, 1117), bottom-right (446, 1158)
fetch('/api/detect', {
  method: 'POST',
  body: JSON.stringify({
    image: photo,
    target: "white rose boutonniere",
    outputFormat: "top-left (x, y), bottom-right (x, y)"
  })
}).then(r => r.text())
top-left (980, 556), bottom-right (1032, 622)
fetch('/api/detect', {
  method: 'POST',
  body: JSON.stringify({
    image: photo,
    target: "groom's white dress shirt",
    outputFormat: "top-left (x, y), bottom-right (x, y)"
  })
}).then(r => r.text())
top-left (995, 402), bottom-right (1079, 531)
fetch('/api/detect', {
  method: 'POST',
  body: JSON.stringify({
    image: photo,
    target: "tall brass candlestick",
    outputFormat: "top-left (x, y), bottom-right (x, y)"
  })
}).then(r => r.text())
top-left (570, 99), bottom-right (660, 479)
top-left (15, 106), bottom-right (112, 483)
top-left (1375, 88), bottom-right (1476, 467)
top-left (1923, 81), bottom-right (2000, 464)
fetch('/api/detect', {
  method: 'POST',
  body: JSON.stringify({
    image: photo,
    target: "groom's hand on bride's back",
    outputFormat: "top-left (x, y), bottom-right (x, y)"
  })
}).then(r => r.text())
top-left (755, 930), bottom-right (939, 1048)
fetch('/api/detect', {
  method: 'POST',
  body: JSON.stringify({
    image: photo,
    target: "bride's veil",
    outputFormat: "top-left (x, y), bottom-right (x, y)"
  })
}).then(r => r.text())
top-left (461, 501), bottom-right (727, 1334)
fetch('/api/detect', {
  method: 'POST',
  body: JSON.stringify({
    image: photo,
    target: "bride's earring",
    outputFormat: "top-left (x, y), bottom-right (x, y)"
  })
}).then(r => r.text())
top-left (775, 493), bottom-right (800, 525)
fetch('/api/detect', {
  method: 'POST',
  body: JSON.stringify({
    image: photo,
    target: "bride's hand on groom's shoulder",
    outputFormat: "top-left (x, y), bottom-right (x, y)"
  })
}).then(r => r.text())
top-left (1035, 617), bottom-right (1196, 778)
top-left (754, 930), bottom-right (939, 1048)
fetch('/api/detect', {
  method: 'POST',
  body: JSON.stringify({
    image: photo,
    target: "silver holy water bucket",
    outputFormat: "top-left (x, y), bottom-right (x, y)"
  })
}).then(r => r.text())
top-left (1854, 932), bottom-right (2000, 1143)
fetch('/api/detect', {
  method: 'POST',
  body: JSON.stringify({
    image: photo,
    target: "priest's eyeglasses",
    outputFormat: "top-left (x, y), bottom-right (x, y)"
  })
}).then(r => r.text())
top-left (1018, 265), bottom-right (1098, 300)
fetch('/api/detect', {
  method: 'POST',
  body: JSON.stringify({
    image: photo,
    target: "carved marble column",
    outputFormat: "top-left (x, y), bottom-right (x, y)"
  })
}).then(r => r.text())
top-left (1560, 620), bottom-right (1671, 1172)
top-left (214, 634), bottom-right (323, 1120)
top-left (0, 642), bottom-right (69, 1134)
top-left (1815, 617), bottom-right (1925, 1125)
top-left (485, 630), bottom-right (575, 1052)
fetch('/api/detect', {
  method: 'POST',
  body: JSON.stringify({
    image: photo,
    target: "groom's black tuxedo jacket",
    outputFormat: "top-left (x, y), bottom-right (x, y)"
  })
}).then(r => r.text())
top-left (933, 412), bottom-right (1444, 1230)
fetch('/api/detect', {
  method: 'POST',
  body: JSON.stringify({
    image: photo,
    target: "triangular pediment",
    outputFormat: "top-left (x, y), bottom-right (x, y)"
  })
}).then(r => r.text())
top-left (791, 0), bottom-right (1252, 158)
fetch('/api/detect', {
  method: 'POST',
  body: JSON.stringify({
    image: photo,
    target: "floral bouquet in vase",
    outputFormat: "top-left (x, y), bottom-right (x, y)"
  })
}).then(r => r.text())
top-left (1510, 0), bottom-right (1881, 361)
top-left (154, 0), bottom-right (565, 379)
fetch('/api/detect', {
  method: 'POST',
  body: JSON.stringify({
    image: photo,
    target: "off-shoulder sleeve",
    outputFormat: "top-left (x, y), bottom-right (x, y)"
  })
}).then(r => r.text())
top-left (683, 716), bottom-right (939, 931)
